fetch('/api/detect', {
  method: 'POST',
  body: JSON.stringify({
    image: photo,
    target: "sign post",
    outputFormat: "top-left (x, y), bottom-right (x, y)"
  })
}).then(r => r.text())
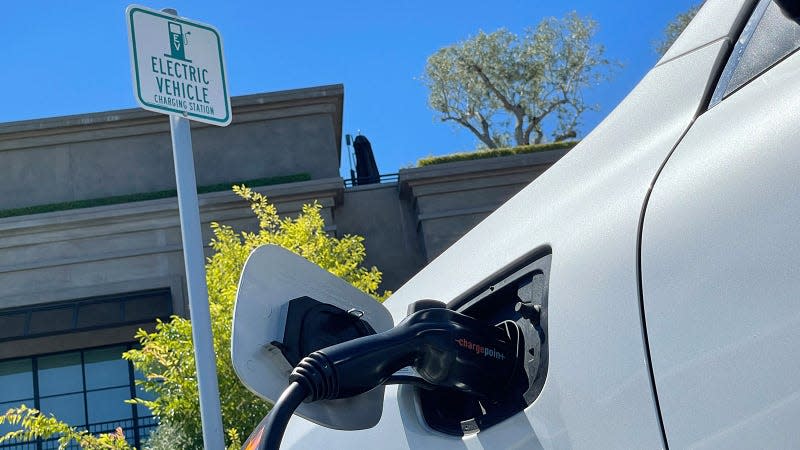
top-left (126, 5), bottom-right (230, 449)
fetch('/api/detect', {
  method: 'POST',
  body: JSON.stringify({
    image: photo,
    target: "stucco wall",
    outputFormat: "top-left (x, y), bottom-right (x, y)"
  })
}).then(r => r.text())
top-left (335, 183), bottom-right (426, 292)
top-left (399, 150), bottom-right (568, 261)
top-left (0, 85), bottom-right (343, 210)
top-left (0, 178), bottom-right (342, 313)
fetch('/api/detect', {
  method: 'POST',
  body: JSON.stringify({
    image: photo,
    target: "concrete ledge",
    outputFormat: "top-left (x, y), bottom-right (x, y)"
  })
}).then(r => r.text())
top-left (0, 85), bottom-right (344, 210)
top-left (0, 84), bottom-right (344, 152)
top-left (0, 177), bottom-right (344, 237)
top-left (398, 148), bottom-right (569, 192)
top-left (0, 177), bottom-right (344, 309)
top-left (397, 149), bottom-right (569, 260)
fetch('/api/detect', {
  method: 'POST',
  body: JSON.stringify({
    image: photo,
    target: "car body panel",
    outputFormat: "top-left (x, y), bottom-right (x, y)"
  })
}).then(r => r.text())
top-left (657, 0), bottom-right (755, 65)
top-left (281, 37), bottom-right (731, 448)
top-left (642, 40), bottom-right (800, 449)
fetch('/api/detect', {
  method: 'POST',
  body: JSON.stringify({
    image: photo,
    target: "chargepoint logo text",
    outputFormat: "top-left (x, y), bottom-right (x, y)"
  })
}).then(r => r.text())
top-left (455, 337), bottom-right (507, 360)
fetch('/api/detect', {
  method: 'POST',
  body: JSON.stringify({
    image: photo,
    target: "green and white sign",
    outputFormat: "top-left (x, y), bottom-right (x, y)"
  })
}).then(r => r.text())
top-left (126, 5), bottom-right (231, 126)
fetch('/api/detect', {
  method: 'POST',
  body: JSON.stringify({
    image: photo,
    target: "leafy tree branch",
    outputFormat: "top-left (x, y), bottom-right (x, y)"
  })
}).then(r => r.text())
top-left (423, 12), bottom-right (617, 148)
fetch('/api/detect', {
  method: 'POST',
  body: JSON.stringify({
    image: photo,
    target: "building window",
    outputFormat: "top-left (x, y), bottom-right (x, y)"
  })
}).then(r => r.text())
top-left (0, 288), bottom-right (172, 343)
top-left (0, 344), bottom-right (157, 449)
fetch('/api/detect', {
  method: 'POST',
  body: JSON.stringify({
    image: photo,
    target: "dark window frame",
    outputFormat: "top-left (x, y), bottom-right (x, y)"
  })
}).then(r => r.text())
top-left (709, 0), bottom-right (800, 108)
top-left (0, 343), bottom-right (156, 450)
top-left (0, 288), bottom-right (172, 343)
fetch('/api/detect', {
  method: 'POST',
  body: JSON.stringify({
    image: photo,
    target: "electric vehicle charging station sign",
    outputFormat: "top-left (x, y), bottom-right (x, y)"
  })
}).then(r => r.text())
top-left (126, 5), bottom-right (231, 126)
top-left (126, 6), bottom-right (231, 448)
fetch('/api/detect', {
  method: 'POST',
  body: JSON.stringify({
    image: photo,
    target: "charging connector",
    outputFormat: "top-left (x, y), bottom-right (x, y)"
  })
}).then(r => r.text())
top-left (292, 307), bottom-right (523, 401)
top-left (253, 305), bottom-right (524, 450)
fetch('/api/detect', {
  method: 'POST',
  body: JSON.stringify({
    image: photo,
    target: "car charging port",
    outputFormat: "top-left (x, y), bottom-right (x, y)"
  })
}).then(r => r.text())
top-left (414, 252), bottom-right (551, 436)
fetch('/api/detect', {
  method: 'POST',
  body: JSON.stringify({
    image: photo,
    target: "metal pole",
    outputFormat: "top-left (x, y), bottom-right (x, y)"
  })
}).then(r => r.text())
top-left (169, 101), bottom-right (225, 449)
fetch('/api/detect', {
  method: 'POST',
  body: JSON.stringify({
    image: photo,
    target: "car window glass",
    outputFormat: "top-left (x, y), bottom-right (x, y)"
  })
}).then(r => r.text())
top-left (710, 0), bottom-right (800, 107)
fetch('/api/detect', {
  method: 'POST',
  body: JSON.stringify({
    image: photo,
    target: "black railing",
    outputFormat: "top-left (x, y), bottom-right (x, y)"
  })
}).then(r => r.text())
top-left (0, 416), bottom-right (157, 450)
top-left (343, 172), bottom-right (399, 188)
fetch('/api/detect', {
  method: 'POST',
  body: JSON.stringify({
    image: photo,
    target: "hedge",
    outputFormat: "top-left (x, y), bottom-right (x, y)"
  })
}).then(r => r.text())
top-left (0, 173), bottom-right (311, 219)
top-left (416, 140), bottom-right (578, 167)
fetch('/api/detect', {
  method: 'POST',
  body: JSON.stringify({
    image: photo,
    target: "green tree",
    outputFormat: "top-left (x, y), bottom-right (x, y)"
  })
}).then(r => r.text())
top-left (655, 3), bottom-right (702, 56)
top-left (0, 186), bottom-right (388, 449)
top-left (126, 185), bottom-right (387, 449)
top-left (422, 12), bottom-right (616, 149)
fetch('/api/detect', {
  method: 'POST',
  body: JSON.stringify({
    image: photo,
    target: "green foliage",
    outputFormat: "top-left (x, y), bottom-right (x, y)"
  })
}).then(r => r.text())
top-left (416, 140), bottom-right (577, 167)
top-left (0, 173), bottom-right (310, 219)
top-left (0, 405), bottom-right (131, 450)
top-left (422, 12), bottom-right (616, 149)
top-left (655, 3), bottom-right (702, 56)
top-left (141, 422), bottom-right (241, 450)
top-left (124, 185), bottom-right (389, 449)
top-left (139, 422), bottom-right (192, 450)
top-left (0, 185), bottom-right (388, 450)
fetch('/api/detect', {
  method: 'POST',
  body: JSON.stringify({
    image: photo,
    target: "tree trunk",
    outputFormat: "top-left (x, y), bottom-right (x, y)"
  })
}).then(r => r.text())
top-left (514, 117), bottom-right (526, 146)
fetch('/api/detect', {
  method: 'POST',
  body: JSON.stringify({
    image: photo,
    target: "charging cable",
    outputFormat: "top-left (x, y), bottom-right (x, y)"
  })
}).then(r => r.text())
top-left (254, 306), bottom-right (523, 450)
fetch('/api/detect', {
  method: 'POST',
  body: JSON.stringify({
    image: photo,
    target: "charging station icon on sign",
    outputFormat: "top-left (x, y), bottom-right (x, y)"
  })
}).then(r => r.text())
top-left (167, 22), bottom-right (191, 62)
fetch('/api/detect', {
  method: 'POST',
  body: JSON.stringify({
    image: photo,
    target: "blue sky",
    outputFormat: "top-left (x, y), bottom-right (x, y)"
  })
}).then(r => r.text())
top-left (1, 1), bottom-right (697, 176)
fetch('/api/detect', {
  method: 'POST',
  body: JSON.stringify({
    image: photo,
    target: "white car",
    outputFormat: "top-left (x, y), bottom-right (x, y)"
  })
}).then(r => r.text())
top-left (232, 0), bottom-right (800, 448)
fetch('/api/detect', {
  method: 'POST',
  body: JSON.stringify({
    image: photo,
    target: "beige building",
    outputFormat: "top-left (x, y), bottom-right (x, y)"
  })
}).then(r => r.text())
top-left (0, 85), bottom-right (567, 448)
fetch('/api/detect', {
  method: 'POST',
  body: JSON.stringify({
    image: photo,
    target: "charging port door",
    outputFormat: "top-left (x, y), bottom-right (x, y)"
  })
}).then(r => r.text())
top-left (232, 244), bottom-right (394, 430)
